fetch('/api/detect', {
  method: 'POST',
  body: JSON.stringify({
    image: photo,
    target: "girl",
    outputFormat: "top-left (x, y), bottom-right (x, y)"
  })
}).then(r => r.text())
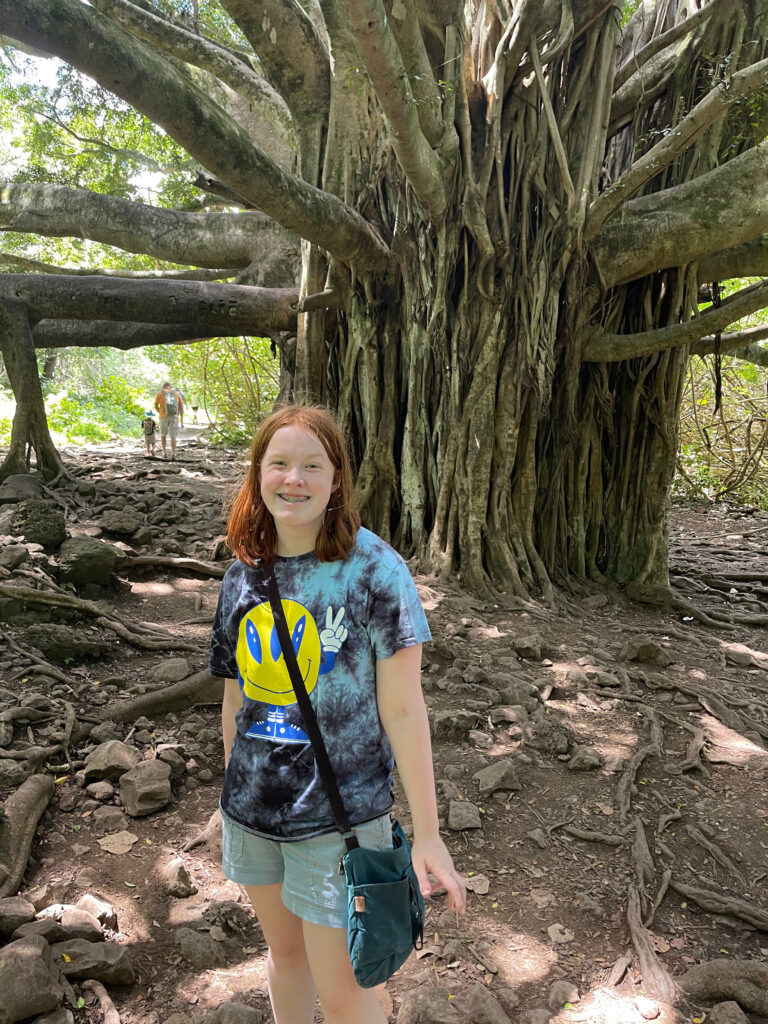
top-left (209, 405), bottom-right (465, 1024)
top-left (140, 410), bottom-right (157, 456)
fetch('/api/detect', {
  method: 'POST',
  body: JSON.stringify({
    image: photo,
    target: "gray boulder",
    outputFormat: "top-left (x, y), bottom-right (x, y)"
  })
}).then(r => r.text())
top-left (24, 624), bottom-right (112, 664)
top-left (396, 986), bottom-right (460, 1023)
top-left (0, 544), bottom-right (29, 570)
top-left (619, 634), bottom-right (673, 666)
top-left (50, 938), bottom-right (134, 984)
top-left (163, 857), bottom-right (198, 898)
top-left (0, 896), bottom-right (36, 937)
top-left (448, 800), bottom-right (482, 830)
top-left (452, 983), bottom-right (514, 1023)
top-left (0, 474), bottom-right (44, 505)
top-left (59, 907), bottom-right (103, 942)
top-left (9, 501), bottom-right (66, 549)
top-left (433, 710), bottom-right (479, 738)
top-left (58, 536), bottom-right (126, 586)
top-left (473, 759), bottom-right (522, 795)
top-left (567, 746), bottom-right (604, 771)
top-left (174, 927), bottom-right (226, 969)
top-left (0, 934), bottom-right (64, 1024)
top-left (83, 741), bottom-right (141, 783)
top-left (149, 658), bottom-right (190, 683)
top-left (708, 1003), bottom-right (749, 1024)
top-left (119, 759), bottom-right (173, 816)
top-left (99, 510), bottom-right (144, 535)
top-left (206, 1003), bottom-right (263, 1024)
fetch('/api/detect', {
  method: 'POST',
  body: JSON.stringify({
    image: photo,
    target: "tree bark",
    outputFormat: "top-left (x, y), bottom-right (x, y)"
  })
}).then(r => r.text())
top-left (0, 299), bottom-right (65, 482)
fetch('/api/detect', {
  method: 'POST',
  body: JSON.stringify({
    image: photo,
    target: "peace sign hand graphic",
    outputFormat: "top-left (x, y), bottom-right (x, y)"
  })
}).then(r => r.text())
top-left (320, 606), bottom-right (348, 653)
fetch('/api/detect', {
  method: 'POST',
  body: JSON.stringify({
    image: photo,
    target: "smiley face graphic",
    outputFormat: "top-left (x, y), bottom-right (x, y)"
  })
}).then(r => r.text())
top-left (236, 599), bottom-right (321, 705)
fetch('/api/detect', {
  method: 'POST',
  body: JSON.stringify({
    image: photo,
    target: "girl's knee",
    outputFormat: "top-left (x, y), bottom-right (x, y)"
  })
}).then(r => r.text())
top-left (267, 935), bottom-right (309, 970)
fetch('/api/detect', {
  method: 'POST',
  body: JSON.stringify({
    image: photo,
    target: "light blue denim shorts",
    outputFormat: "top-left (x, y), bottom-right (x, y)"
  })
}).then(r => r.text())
top-left (221, 812), bottom-right (394, 929)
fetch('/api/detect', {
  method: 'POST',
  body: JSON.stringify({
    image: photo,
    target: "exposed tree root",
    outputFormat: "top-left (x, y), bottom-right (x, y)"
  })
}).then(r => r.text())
top-left (0, 628), bottom-right (76, 685)
top-left (0, 582), bottom-right (200, 651)
top-left (120, 555), bottom-right (228, 578)
top-left (93, 670), bottom-right (224, 725)
top-left (182, 807), bottom-right (222, 856)
top-left (669, 880), bottom-right (768, 930)
top-left (0, 773), bottom-right (55, 898)
top-left (644, 867), bottom-right (672, 929)
top-left (684, 825), bottom-right (746, 885)
top-left (559, 825), bottom-right (626, 846)
top-left (94, 616), bottom-right (200, 652)
top-left (82, 979), bottom-right (121, 1024)
top-left (626, 884), bottom-right (679, 1004)
top-left (680, 959), bottom-right (768, 1016)
top-left (625, 582), bottom-right (737, 629)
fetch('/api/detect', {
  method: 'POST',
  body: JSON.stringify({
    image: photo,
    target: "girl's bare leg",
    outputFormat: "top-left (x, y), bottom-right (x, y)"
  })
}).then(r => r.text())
top-left (243, 884), bottom-right (317, 1024)
top-left (302, 920), bottom-right (388, 1024)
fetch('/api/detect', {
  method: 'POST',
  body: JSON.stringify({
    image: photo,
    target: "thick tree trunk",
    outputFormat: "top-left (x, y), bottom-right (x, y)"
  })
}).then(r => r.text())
top-left (0, 299), bottom-right (65, 482)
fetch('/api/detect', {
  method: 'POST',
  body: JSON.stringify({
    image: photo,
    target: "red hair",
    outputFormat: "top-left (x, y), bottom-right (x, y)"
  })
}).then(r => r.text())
top-left (226, 405), bottom-right (360, 566)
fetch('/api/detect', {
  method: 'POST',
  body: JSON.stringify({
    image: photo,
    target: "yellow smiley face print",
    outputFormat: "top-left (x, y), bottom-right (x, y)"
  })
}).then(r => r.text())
top-left (236, 599), bottom-right (321, 705)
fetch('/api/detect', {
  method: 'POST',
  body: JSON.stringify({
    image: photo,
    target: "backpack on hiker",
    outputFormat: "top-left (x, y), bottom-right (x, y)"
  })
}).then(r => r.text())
top-left (141, 415), bottom-right (156, 437)
top-left (163, 390), bottom-right (179, 416)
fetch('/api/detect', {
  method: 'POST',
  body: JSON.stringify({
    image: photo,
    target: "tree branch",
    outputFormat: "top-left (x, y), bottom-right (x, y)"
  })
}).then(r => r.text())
top-left (0, 274), bottom-right (299, 332)
top-left (691, 325), bottom-right (768, 361)
top-left (218, 0), bottom-right (329, 122)
top-left (583, 278), bottom-right (768, 362)
top-left (0, 0), bottom-right (390, 271)
top-left (89, 0), bottom-right (294, 144)
top-left (0, 181), bottom-right (294, 269)
top-left (593, 139), bottom-right (768, 287)
top-left (31, 320), bottom-right (256, 349)
top-left (698, 235), bottom-right (768, 283)
top-left (614, 0), bottom-right (721, 92)
top-left (347, 0), bottom-right (446, 220)
top-left (590, 57), bottom-right (768, 240)
top-left (0, 252), bottom-right (237, 279)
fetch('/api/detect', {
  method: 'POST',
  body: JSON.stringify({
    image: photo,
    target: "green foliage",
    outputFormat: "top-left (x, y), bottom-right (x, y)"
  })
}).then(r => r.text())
top-left (0, 54), bottom-right (199, 207)
top-left (675, 351), bottom-right (768, 508)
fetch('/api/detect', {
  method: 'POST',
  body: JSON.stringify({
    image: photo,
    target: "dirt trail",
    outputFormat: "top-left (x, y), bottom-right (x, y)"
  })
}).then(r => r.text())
top-left (1, 437), bottom-right (767, 1024)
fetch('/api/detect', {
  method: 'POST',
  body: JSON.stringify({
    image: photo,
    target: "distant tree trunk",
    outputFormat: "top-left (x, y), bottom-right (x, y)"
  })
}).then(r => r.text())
top-left (41, 350), bottom-right (57, 381)
top-left (0, 299), bottom-right (65, 482)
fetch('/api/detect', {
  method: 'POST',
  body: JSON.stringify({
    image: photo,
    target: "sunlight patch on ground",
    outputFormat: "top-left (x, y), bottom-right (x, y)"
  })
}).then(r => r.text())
top-left (130, 581), bottom-right (176, 596)
top-left (552, 985), bottom-right (673, 1024)
top-left (700, 713), bottom-right (768, 767)
top-left (553, 701), bottom-right (639, 761)
top-left (458, 925), bottom-right (554, 987)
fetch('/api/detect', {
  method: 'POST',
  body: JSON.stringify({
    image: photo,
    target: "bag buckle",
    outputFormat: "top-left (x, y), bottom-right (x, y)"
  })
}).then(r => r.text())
top-left (354, 895), bottom-right (366, 913)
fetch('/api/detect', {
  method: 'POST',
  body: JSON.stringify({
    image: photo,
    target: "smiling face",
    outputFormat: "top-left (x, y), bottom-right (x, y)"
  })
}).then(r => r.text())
top-left (259, 425), bottom-right (338, 555)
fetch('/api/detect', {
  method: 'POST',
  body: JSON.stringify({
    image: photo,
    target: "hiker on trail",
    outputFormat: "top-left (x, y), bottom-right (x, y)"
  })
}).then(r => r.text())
top-left (140, 410), bottom-right (157, 456)
top-left (154, 381), bottom-right (184, 460)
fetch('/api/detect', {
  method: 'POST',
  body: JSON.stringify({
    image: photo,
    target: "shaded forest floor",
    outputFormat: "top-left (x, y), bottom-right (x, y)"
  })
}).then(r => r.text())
top-left (2, 431), bottom-right (768, 1024)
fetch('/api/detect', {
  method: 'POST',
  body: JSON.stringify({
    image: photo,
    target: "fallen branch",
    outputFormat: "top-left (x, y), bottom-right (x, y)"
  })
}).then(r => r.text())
top-left (560, 825), bottom-right (626, 846)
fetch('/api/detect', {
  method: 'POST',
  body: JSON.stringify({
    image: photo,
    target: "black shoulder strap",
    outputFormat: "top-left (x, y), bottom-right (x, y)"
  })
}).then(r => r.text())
top-left (265, 567), bottom-right (359, 852)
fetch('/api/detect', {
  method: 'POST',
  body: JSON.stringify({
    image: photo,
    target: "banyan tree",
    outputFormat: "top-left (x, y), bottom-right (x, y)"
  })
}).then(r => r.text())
top-left (1, 0), bottom-right (768, 597)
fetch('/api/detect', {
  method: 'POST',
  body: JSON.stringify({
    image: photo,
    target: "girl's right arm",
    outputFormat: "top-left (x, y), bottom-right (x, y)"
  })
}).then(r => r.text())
top-left (222, 678), bottom-right (241, 767)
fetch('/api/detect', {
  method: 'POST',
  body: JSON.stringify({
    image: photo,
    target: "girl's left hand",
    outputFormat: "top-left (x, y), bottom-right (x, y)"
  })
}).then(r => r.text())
top-left (411, 835), bottom-right (466, 913)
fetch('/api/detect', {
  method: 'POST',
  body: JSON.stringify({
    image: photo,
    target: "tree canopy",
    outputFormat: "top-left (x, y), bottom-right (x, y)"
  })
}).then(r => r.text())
top-left (1, 0), bottom-right (768, 598)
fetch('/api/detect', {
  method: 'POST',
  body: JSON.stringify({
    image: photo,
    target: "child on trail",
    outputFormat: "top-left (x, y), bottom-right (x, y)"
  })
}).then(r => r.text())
top-left (209, 405), bottom-right (465, 1024)
top-left (140, 410), bottom-right (157, 456)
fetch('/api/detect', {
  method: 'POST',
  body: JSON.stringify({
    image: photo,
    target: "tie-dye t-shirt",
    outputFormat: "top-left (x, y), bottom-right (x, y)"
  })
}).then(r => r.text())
top-left (209, 527), bottom-right (432, 840)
